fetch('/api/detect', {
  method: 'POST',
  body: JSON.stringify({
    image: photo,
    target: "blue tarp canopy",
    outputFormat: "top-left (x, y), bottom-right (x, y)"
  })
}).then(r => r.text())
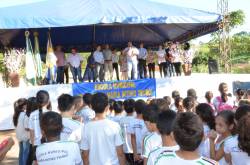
top-left (0, 0), bottom-right (221, 51)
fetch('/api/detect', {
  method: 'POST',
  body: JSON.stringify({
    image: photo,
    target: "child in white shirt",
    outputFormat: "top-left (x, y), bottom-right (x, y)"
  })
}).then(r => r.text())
top-left (142, 105), bottom-right (162, 164)
top-left (81, 93), bottom-right (126, 165)
top-left (152, 112), bottom-right (217, 165)
top-left (130, 99), bottom-right (148, 164)
top-left (36, 111), bottom-right (82, 165)
top-left (13, 98), bottom-right (29, 165)
top-left (147, 110), bottom-right (179, 165)
top-left (209, 110), bottom-right (236, 165)
top-left (196, 103), bottom-right (215, 158)
top-left (110, 101), bottom-right (124, 124)
top-left (75, 93), bottom-right (95, 124)
top-left (29, 90), bottom-right (50, 162)
top-left (223, 106), bottom-right (250, 165)
top-left (120, 99), bottom-right (136, 164)
top-left (58, 94), bottom-right (83, 144)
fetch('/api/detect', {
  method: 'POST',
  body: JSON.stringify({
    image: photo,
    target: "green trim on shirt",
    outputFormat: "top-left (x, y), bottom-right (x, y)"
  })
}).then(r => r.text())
top-left (66, 118), bottom-right (81, 125)
top-left (154, 153), bottom-right (176, 165)
top-left (143, 133), bottom-right (154, 155)
top-left (147, 147), bottom-right (161, 160)
top-left (196, 160), bottom-right (206, 165)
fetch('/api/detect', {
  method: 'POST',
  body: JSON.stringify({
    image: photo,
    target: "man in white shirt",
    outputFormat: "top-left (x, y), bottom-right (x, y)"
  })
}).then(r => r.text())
top-left (123, 42), bottom-right (139, 80)
top-left (81, 93), bottom-right (126, 165)
top-left (67, 48), bottom-right (83, 83)
top-left (138, 43), bottom-right (148, 79)
top-left (103, 44), bottom-right (113, 81)
top-left (93, 45), bottom-right (104, 82)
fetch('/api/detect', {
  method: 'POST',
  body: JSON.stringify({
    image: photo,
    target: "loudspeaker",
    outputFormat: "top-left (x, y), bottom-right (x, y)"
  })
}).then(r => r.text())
top-left (208, 59), bottom-right (218, 74)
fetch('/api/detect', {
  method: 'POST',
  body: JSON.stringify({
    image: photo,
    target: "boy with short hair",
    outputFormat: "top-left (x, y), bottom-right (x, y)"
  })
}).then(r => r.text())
top-left (130, 99), bottom-right (148, 165)
top-left (58, 94), bottom-right (83, 144)
top-left (150, 112), bottom-right (217, 165)
top-left (36, 111), bottom-right (82, 165)
top-left (110, 101), bottom-right (124, 124)
top-left (81, 93), bottom-right (126, 165)
top-left (120, 99), bottom-right (136, 164)
top-left (142, 105), bottom-right (162, 164)
top-left (147, 110), bottom-right (179, 165)
top-left (75, 93), bottom-right (95, 124)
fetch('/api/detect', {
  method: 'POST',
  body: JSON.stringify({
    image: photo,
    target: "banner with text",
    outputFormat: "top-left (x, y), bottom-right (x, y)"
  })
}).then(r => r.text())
top-left (72, 79), bottom-right (156, 99)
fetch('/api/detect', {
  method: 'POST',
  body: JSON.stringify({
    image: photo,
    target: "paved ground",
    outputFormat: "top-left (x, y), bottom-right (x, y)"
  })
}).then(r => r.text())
top-left (0, 130), bottom-right (19, 165)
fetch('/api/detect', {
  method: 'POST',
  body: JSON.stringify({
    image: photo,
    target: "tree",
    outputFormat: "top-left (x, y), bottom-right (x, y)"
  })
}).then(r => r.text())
top-left (194, 10), bottom-right (246, 72)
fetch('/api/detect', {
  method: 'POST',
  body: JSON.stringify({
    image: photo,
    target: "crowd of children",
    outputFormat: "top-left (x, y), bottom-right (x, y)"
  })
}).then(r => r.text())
top-left (8, 82), bottom-right (250, 165)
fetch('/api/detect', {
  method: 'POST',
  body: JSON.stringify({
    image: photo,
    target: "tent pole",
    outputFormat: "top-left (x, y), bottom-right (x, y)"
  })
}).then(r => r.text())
top-left (92, 24), bottom-right (96, 51)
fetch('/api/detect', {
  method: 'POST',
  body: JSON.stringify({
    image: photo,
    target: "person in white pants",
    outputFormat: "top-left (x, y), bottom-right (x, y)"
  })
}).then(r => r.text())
top-left (123, 42), bottom-right (139, 80)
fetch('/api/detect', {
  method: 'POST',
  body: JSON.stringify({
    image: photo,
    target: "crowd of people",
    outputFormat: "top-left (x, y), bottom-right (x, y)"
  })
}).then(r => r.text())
top-left (0, 82), bottom-right (249, 165)
top-left (54, 41), bottom-right (194, 83)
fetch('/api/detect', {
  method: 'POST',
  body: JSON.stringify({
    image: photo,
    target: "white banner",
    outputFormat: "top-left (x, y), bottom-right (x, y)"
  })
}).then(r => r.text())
top-left (0, 84), bottom-right (72, 130)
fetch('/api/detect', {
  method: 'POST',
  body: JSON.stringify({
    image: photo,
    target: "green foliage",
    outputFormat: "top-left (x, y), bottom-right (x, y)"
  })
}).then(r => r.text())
top-left (229, 10), bottom-right (245, 29)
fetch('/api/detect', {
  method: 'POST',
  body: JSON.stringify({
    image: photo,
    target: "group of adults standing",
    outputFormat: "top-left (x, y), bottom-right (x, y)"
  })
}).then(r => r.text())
top-left (54, 41), bottom-right (193, 84)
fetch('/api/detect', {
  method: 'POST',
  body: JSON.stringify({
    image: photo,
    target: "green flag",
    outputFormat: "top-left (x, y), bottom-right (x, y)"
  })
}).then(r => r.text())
top-left (34, 32), bottom-right (43, 81)
top-left (25, 31), bottom-right (36, 85)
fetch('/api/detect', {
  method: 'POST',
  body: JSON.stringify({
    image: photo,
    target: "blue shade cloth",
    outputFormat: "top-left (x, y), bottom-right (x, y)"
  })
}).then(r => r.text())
top-left (0, 0), bottom-right (221, 50)
top-left (72, 78), bottom-right (156, 100)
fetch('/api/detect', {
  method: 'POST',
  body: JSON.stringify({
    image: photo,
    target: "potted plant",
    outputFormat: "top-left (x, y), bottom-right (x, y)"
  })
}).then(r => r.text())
top-left (3, 49), bottom-right (25, 87)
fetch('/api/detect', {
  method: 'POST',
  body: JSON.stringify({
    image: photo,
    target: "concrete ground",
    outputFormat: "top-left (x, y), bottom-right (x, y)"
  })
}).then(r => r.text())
top-left (0, 130), bottom-right (19, 165)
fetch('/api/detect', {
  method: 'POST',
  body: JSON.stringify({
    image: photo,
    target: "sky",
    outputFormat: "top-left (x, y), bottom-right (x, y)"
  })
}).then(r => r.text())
top-left (152, 0), bottom-right (250, 43)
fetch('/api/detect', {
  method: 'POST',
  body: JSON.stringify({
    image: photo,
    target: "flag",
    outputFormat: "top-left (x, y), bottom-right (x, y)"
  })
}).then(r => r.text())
top-left (45, 32), bottom-right (57, 84)
top-left (33, 32), bottom-right (43, 81)
top-left (25, 31), bottom-right (36, 85)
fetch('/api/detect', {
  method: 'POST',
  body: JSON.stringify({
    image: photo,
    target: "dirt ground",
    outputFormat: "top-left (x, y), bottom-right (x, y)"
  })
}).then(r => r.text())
top-left (0, 130), bottom-right (18, 165)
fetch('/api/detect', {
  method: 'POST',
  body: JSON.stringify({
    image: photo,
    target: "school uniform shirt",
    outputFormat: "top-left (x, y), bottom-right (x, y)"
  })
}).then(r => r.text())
top-left (138, 48), bottom-right (148, 60)
top-left (93, 50), bottom-right (104, 64)
top-left (215, 135), bottom-right (234, 165)
top-left (110, 115), bottom-right (124, 125)
top-left (29, 109), bottom-right (49, 146)
top-left (75, 106), bottom-right (95, 124)
top-left (198, 124), bottom-right (211, 158)
top-left (170, 104), bottom-right (177, 112)
top-left (16, 112), bottom-right (30, 142)
top-left (147, 145), bottom-right (180, 165)
top-left (60, 118), bottom-right (83, 144)
top-left (67, 53), bottom-right (83, 68)
top-left (129, 118), bottom-right (149, 154)
top-left (119, 116), bottom-right (135, 153)
top-left (80, 119), bottom-right (124, 165)
top-left (156, 50), bottom-right (166, 64)
top-left (36, 140), bottom-right (83, 165)
top-left (149, 150), bottom-right (218, 165)
top-left (143, 132), bottom-right (162, 158)
top-left (224, 135), bottom-right (250, 165)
